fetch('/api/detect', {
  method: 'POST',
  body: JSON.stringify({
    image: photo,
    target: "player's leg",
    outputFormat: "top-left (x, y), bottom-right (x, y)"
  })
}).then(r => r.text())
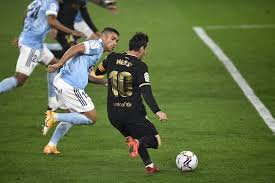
top-left (43, 121), bottom-right (73, 155)
top-left (129, 118), bottom-right (160, 173)
top-left (43, 94), bottom-right (73, 154)
top-left (0, 45), bottom-right (39, 93)
top-left (40, 46), bottom-right (59, 110)
top-left (43, 77), bottom-right (95, 135)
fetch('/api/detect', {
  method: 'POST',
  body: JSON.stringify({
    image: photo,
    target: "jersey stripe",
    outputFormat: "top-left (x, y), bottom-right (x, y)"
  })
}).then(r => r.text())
top-left (139, 83), bottom-right (151, 88)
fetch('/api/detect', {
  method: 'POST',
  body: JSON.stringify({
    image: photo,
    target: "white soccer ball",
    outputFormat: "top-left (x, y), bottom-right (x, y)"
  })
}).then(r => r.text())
top-left (176, 151), bottom-right (198, 172)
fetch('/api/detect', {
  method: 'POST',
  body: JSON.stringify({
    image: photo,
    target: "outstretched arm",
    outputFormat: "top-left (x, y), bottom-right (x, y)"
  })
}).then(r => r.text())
top-left (47, 15), bottom-right (84, 37)
top-left (140, 85), bottom-right (167, 121)
top-left (48, 43), bottom-right (85, 72)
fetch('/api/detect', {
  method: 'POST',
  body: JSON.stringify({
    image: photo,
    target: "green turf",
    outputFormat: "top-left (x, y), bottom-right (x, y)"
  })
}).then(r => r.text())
top-left (1, 0), bottom-right (275, 182)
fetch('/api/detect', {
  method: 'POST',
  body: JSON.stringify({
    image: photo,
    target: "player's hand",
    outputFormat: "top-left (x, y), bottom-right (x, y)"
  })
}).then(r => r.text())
top-left (48, 63), bottom-right (62, 72)
top-left (156, 111), bottom-right (167, 121)
top-left (107, 5), bottom-right (118, 14)
top-left (12, 37), bottom-right (19, 48)
top-left (72, 30), bottom-right (85, 38)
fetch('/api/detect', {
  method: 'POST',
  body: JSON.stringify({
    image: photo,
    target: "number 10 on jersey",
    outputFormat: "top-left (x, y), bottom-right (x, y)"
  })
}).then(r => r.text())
top-left (109, 71), bottom-right (133, 97)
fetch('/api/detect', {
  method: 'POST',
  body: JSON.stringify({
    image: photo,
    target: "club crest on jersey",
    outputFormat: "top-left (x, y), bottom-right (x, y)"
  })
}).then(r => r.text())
top-left (144, 72), bottom-right (150, 82)
top-left (90, 42), bottom-right (100, 49)
top-left (50, 3), bottom-right (58, 12)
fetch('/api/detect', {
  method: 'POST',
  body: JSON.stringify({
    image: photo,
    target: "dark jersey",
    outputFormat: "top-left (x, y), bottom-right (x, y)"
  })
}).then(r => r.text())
top-left (57, 0), bottom-right (98, 31)
top-left (100, 52), bottom-right (160, 121)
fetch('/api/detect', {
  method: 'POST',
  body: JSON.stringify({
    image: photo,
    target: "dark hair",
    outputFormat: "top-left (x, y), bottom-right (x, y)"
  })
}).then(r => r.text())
top-left (129, 32), bottom-right (149, 51)
top-left (102, 27), bottom-right (120, 36)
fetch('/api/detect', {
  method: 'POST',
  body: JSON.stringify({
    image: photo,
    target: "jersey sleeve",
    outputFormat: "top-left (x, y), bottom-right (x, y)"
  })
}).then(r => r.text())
top-left (95, 53), bottom-right (114, 75)
top-left (83, 40), bottom-right (102, 55)
top-left (45, 1), bottom-right (59, 16)
top-left (137, 63), bottom-right (151, 88)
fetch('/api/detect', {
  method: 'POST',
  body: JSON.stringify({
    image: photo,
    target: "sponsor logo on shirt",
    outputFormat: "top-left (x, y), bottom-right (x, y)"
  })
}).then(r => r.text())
top-left (144, 72), bottom-right (150, 82)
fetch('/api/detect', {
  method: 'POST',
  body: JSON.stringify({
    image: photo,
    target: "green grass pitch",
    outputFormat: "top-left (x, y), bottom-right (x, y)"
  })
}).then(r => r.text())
top-left (1, 0), bottom-right (275, 182)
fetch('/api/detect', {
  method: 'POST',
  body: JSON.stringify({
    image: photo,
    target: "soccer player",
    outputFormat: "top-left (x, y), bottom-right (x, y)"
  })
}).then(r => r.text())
top-left (42, 27), bottom-right (119, 155)
top-left (94, 32), bottom-right (167, 173)
top-left (74, 0), bottom-right (118, 40)
top-left (0, 0), bottom-right (83, 110)
top-left (48, 0), bottom-right (118, 58)
top-left (50, 0), bottom-right (98, 59)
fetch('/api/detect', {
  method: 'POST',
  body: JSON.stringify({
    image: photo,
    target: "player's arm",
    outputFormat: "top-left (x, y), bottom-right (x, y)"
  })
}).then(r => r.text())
top-left (138, 64), bottom-right (167, 121)
top-left (48, 43), bottom-right (85, 72)
top-left (95, 54), bottom-right (111, 75)
top-left (88, 71), bottom-right (107, 86)
top-left (47, 15), bottom-right (83, 37)
top-left (95, 63), bottom-right (107, 75)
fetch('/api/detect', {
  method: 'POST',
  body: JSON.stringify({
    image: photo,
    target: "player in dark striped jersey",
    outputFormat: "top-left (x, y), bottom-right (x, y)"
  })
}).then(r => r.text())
top-left (95, 32), bottom-right (167, 173)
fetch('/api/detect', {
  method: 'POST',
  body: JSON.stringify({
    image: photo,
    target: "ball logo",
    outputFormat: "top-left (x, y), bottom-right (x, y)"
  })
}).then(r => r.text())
top-left (144, 72), bottom-right (150, 82)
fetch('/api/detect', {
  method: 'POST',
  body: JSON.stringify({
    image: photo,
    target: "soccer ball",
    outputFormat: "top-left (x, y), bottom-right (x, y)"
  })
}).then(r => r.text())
top-left (176, 151), bottom-right (198, 172)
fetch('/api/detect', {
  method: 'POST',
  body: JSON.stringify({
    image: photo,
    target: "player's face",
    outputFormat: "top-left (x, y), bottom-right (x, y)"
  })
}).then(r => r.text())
top-left (103, 32), bottom-right (119, 52)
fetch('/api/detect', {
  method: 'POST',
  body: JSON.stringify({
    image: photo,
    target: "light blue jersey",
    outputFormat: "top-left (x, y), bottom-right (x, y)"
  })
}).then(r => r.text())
top-left (74, 0), bottom-right (87, 23)
top-left (19, 0), bottom-right (59, 49)
top-left (59, 39), bottom-right (104, 89)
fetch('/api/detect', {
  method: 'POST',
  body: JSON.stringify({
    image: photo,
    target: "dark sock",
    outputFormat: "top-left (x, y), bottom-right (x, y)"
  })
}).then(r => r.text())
top-left (138, 135), bottom-right (158, 149)
top-left (138, 145), bottom-right (152, 166)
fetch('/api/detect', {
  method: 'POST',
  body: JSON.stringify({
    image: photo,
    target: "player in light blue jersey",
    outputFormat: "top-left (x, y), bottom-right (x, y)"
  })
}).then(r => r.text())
top-left (0, 0), bottom-right (84, 110)
top-left (42, 27), bottom-right (119, 155)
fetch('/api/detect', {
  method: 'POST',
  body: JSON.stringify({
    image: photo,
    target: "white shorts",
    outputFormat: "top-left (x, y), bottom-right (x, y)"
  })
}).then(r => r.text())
top-left (74, 20), bottom-right (94, 39)
top-left (53, 75), bottom-right (94, 113)
top-left (16, 44), bottom-right (54, 76)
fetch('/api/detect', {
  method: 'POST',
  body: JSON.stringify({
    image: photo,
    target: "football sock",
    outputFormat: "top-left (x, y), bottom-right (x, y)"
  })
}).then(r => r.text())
top-left (138, 145), bottom-right (152, 166)
top-left (49, 122), bottom-right (73, 146)
top-left (0, 76), bottom-right (18, 93)
top-left (138, 135), bottom-right (158, 149)
top-left (54, 112), bottom-right (93, 125)
top-left (47, 70), bottom-right (58, 98)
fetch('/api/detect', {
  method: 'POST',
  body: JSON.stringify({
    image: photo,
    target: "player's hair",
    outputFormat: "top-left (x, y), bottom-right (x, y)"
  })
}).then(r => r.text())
top-left (129, 32), bottom-right (149, 51)
top-left (102, 27), bottom-right (120, 36)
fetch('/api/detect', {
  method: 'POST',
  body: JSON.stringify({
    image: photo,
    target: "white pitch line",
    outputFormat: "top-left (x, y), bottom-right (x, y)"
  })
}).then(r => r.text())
top-left (193, 26), bottom-right (275, 133)
top-left (203, 24), bottom-right (275, 30)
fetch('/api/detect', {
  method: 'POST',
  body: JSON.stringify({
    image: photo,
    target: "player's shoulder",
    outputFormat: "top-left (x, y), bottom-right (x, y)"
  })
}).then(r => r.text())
top-left (105, 52), bottom-right (125, 60)
top-left (86, 39), bottom-right (104, 49)
top-left (135, 58), bottom-right (147, 69)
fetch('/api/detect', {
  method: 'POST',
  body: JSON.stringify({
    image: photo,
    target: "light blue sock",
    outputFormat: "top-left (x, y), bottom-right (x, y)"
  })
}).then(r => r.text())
top-left (49, 122), bottom-right (73, 146)
top-left (47, 70), bottom-right (58, 97)
top-left (0, 76), bottom-right (18, 93)
top-left (55, 112), bottom-right (93, 125)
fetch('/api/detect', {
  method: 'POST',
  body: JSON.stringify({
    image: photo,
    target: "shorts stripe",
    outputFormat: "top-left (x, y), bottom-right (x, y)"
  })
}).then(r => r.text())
top-left (74, 89), bottom-right (87, 106)
top-left (25, 49), bottom-right (35, 67)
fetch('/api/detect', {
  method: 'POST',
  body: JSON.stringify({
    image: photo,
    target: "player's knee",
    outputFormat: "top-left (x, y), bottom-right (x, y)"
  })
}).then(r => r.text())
top-left (16, 78), bottom-right (25, 87)
top-left (15, 73), bottom-right (28, 87)
top-left (83, 108), bottom-right (96, 125)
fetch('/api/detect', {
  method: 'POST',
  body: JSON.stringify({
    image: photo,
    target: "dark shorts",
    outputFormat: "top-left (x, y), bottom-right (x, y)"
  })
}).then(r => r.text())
top-left (109, 117), bottom-right (158, 139)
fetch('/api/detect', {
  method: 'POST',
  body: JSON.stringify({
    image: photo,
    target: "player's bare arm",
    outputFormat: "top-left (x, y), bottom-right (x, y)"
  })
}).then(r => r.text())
top-left (47, 15), bottom-right (84, 37)
top-left (48, 43), bottom-right (85, 72)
